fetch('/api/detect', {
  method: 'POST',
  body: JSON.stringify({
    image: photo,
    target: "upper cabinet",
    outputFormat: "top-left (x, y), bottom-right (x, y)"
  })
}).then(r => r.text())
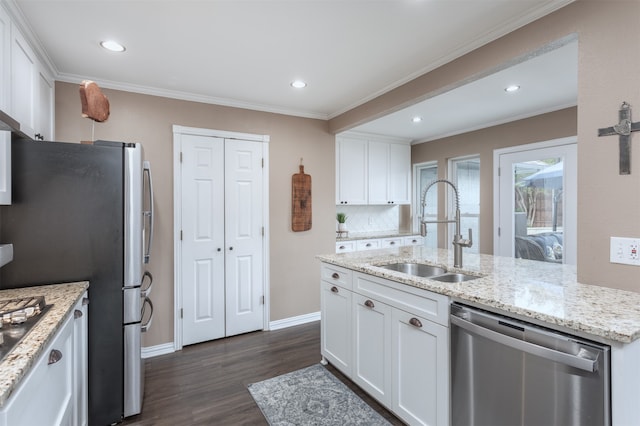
top-left (336, 134), bottom-right (411, 206)
top-left (368, 140), bottom-right (411, 205)
top-left (336, 136), bottom-right (368, 205)
top-left (0, 6), bottom-right (10, 113)
top-left (2, 2), bottom-right (55, 141)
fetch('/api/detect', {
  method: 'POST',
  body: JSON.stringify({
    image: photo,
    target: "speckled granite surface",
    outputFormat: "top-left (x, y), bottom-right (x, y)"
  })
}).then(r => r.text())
top-left (317, 246), bottom-right (640, 344)
top-left (0, 282), bottom-right (88, 407)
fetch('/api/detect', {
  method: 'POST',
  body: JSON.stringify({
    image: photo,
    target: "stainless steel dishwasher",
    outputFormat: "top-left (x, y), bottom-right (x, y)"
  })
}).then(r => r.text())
top-left (450, 303), bottom-right (611, 426)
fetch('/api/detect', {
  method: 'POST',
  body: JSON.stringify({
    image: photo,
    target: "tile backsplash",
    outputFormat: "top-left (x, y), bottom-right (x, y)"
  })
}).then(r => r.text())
top-left (335, 205), bottom-right (400, 233)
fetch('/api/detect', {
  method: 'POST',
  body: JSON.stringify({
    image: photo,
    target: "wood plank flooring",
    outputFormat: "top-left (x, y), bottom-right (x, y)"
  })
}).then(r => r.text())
top-left (122, 321), bottom-right (404, 425)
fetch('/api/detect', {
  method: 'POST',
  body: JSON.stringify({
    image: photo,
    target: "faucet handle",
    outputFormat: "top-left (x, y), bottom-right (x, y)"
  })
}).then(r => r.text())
top-left (463, 228), bottom-right (473, 248)
top-left (420, 222), bottom-right (427, 238)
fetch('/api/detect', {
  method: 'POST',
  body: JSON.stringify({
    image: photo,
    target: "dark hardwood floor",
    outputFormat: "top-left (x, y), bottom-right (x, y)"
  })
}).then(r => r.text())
top-left (122, 321), bottom-right (404, 425)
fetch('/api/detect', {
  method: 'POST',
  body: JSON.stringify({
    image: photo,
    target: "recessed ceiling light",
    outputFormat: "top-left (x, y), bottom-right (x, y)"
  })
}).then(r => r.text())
top-left (412, 116), bottom-right (423, 123)
top-left (505, 85), bottom-right (520, 93)
top-left (291, 80), bottom-right (307, 89)
top-left (100, 40), bottom-right (126, 52)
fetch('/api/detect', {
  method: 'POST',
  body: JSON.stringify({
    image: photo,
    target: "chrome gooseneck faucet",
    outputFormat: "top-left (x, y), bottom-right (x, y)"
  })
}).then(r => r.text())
top-left (420, 179), bottom-right (473, 268)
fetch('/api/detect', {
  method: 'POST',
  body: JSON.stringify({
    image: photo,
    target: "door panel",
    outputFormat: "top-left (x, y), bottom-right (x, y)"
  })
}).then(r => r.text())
top-left (496, 141), bottom-right (576, 265)
top-left (181, 135), bottom-right (225, 345)
top-left (225, 139), bottom-right (264, 336)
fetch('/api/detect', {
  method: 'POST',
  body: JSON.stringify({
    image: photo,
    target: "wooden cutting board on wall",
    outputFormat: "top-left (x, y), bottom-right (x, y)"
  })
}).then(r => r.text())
top-left (292, 164), bottom-right (312, 232)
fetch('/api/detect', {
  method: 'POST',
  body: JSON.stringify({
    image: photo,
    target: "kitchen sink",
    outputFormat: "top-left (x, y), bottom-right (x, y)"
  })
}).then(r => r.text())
top-left (380, 263), bottom-right (446, 277)
top-left (429, 272), bottom-right (479, 283)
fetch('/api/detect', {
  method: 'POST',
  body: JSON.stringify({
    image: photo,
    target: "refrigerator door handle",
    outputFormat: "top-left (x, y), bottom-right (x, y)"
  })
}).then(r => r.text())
top-left (141, 296), bottom-right (154, 333)
top-left (141, 271), bottom-right (153, 298)
top-left (143, 161), bottom-right (154, 264)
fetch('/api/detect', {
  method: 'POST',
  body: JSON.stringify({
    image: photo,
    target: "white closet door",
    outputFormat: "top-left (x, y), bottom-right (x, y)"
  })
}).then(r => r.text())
top-left (181, 134), bottom-right (226, 345)
top-left (224, 139), bottom-right (264, 336)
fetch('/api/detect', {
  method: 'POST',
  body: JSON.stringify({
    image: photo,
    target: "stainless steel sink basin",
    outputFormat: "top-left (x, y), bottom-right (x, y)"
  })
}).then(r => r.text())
top-left (430, 272), bottom-right (479, 283)
top-left (380, 263), bottom-right (446, 277)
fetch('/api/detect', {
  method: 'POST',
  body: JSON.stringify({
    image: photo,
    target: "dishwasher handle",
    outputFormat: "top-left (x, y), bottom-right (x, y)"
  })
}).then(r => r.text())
top-left (450, 315), bottom-right (598, 372)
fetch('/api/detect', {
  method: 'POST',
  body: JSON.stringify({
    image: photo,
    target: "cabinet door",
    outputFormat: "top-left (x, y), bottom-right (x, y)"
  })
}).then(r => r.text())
top-left (36, 67), bottom-right (54, 140)
top-left (353, 294), bottom-right (392, 406)
top-left (0, 6), bottom-right (10, 112)
top-left (2, 314), bottom-right (75, 426)
top-left (392, 309), bottom-right (449, 426)
top-left (0, 131), bottom-right (9, 205)
top-left (321, 280), bottom-right (352, 376)
top-left (356, 239), bottom-right (380, 251)
top-left (73, 293), bottom-right (89, 426)
top-left (403, 235), bottom-right (424, 246)
top-left (388, 143), bottom-right (411, 204)
top-left (11, 27), bottom-right (36, 138)
top-left (367, 141), bottom-right (389, 204)
top-left (336, 137), bottom-right (367, 205)
top-left (336, 241), bottom-right (355, 253)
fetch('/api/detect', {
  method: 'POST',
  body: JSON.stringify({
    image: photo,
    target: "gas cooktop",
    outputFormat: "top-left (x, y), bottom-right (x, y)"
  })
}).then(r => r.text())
top-left (0, 296), bottom-right (51, 362)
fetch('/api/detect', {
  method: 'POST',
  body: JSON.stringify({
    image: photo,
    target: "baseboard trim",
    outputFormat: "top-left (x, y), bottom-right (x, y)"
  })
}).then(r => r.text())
top-left (142, 312), bottom-right (321, 358)
top-left (269, 311), bottom-right (320, 331)
top-left (142, 342), bottom-right (175, 359)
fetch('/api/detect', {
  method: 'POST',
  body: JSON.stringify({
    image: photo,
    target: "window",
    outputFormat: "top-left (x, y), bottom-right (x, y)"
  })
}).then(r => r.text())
top-left (449, 156), bottom-right (480, 254)
top-left (414, 162), bottom-right (438, 248)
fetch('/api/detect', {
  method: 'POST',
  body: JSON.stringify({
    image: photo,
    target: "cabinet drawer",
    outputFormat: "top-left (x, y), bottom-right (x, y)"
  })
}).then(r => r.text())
top-left (321, 263), bottom-right (353, 290)
top-left (356, 239), bottom-right (380, 251)
top-left (2, 313), bottom-right (74, 426)
top-left (335, 241), bottom-right (355, 253)
top-left (354, 272), bottom-right (449, 326)
top-left (403, 235), bottom-right (424, 246)
top-left (380, 238), bottom-right (402, 248)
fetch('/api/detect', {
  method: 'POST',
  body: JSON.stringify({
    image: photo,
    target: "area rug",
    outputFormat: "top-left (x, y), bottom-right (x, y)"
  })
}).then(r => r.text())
top-left (247, 364), bottom-right (391, 425)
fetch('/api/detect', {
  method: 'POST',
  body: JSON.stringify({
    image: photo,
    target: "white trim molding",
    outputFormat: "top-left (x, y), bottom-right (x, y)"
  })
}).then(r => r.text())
top-left (269, 312), bottom-right (321, 331)
top-left (142, 343), bottom-right (175, 359)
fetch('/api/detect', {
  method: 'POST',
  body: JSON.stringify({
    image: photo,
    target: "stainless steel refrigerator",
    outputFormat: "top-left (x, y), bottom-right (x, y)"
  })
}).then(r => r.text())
top-left (0, 138), bottom-right (154, 425)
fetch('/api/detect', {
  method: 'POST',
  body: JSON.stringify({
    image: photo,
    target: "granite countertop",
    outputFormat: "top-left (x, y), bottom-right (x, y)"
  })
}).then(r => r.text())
top-left (0, 282), bottom-right (89, 407)
top-left (317, 246), bottom-right (640, 344)
top-left (336, 231), bottom-right (418, 242)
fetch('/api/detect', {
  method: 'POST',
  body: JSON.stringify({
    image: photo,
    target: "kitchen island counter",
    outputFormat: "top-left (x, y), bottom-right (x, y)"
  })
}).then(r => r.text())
top-left (0, 282), bottom-right (88, 407)
top-left (317, 246), bottom-right (640, 344)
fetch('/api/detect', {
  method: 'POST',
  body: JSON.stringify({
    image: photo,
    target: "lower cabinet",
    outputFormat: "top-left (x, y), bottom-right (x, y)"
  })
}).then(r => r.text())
top-left (392, 308), bottom-right (448, 426)
top-left (320, 264), bottom-right (449, 426)
top-left (321, 279), bottom-right (352, 376)
top-left (0, 291), bottom-right (88, 426)
top-left (353, 293), bottom-right (392, 406)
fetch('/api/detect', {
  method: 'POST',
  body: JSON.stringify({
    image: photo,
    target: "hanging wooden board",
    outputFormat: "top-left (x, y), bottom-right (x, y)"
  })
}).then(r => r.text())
top-left (292, 164), bottom-right (312, 232)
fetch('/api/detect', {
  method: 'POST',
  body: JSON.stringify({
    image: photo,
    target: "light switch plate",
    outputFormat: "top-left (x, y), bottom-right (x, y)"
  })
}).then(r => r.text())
top-left (610, 237), bottom-right (640, 266)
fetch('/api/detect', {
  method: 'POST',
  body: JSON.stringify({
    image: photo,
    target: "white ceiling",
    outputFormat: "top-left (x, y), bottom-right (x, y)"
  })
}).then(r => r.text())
top-left (11, 0), bottom-right (575, 133)
top-left (352, 39), bottom-right (578, 143)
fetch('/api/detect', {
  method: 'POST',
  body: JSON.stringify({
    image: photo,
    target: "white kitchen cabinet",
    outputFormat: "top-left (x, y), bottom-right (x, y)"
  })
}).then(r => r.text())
top-left (36, 66), bottom-right (54, 141)
top-left (0, 6), bottom-right (10, 113)
top-left (0, 292), bottom-right (88, 426)
top-left (73, 294), bottom-right (88, 426)
top-left (352, 293), bottom-right (392, 406)
top-left (10, 26), bottom-right (37, 139)
top-left (321, 263), bottom-right (450, 426)
top-left (336, 136), bottom-right (368, 205)
top-left (404, 235), bottom-right (424, 246)
top-left (0, 131), bottom-right (9, 205)
top-left (356, 239), bottom-right (381, 251)
top-left (381, 237), bottom-right (403, 248)
top-left (320, 265), bottom-right (353, 376)
top-left (368, 141), bottom-right (411, 205)
top-left (335, 240), bottom-right (355, 253)
top-left (392, 308), bottom-right (448, 426)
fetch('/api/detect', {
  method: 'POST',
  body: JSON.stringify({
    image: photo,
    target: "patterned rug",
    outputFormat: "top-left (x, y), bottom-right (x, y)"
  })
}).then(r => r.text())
top-left (248, 364), bottom-right (391, 425)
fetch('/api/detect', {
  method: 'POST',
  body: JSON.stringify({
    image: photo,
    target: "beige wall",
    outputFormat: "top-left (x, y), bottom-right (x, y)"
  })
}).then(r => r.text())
top-left (331, 0), bottom-right (640, 292)
top-left (55, 82), bottom-right (336, 347)
top-left (412, 107), bottom-right (577, 254)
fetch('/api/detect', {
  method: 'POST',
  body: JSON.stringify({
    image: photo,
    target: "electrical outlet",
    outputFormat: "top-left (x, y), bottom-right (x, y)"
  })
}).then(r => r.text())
top-left (610, 237), bottom-right (640, 266)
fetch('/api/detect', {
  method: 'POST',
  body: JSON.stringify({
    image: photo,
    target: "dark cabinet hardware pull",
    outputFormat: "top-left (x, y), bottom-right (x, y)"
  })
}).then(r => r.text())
top-left (364, 300), bottom-right (375, 308)
top-left (366, 243), bottom-right (372, 247)
top-left (339, 246), bottom-right (346, 250)
top-left (390, 241), bottom-right (396, 245)
top-left (48, 349), bottom-right (63, 365)
top-left (82, 297), bottom-right (89, 305)
top-left (331, 286), bottom-right (339, 293)
top-left (229, 247), bottom-right (233, 251)
top-left (409, 318), bottom-right (423, 328)
top-left (74, 309), bottom-right (83, 319)
top-left (332, 272), bottom-right (340, 279)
